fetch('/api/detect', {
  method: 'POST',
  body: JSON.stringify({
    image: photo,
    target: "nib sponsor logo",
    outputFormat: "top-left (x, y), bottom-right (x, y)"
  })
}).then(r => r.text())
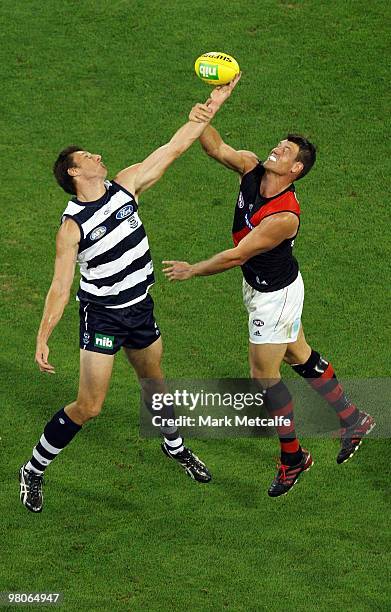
top-left (199, 63), bottom-right (219, 80)
top-left (94, 334), bottom-right (114, 349)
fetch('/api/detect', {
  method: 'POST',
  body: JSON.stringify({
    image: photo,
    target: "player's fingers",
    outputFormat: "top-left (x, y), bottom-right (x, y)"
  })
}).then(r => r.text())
top-left (229, 72), bottom-right (241, 90)
top-left (38, 357), bottom-right (54, 370)
top-left (197, 103), bottom-right (212, 112)
top-left (36, 351), bottom-right (55, 372)
top-left (39, 362), bottom-right (56, 374)
top-left (190, 108), bottom-right (207, 122)
top-left (197, 113), bottom-right (212, 122)
top-left (194, 114), bottom-right (209, 122)
top-left (191, 108), bottom-right (211, 122)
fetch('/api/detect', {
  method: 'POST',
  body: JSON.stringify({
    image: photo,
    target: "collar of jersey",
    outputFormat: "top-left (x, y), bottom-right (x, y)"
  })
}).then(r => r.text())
top-left (73, 186), bottom-right (109, 207)
top-left (257, 183), bottom-right (295, 204)
top-left (257, 165), bottom-right (295, 204)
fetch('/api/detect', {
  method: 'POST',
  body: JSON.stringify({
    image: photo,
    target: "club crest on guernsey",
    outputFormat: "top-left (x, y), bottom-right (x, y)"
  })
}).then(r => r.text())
top-left (237, 192), bottom-right (245, 208)
top-left (116, 204), bottom-right (134, 220)
top-left (90, 226), bottom-right (107, 241)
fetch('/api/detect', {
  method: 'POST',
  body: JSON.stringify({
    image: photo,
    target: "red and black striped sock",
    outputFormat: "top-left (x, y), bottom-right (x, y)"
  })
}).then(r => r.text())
top-left (292, 350), bottom-right (360, 427)
top-left (264, 380), bottom-right (303, 466)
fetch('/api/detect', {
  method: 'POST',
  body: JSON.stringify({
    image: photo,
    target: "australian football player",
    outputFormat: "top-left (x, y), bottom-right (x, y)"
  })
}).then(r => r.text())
top-left (19, 77), bottom-right (240, 513)
top-left (163, 109), bottom-right (375, 497)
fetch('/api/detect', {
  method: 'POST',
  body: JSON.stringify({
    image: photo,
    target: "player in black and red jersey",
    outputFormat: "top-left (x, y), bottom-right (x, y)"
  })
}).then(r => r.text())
top-left (163, 101), bottom-right (375, 497)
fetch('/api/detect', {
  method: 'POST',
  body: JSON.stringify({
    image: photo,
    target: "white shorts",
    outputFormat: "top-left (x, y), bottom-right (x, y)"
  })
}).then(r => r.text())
top-left (243, 272), bottom-right (304, 344)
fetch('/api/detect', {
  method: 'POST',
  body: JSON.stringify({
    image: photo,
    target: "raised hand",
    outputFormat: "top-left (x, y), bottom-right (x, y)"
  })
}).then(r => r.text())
top-left (189, 72), bottom-right (242, 123)
top-left (189, 102), bottom-right (214, 123)
top-left (208, 72), bottom-right (242, 110)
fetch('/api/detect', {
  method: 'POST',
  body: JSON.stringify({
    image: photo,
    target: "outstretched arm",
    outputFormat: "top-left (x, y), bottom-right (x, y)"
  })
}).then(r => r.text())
top-left (162, 212), bottom-right (299, 280)
top-left (189, 84), bottom-right (259, 175)
top-left (35, 219), bottom-right (80, 373)
top-left (114, 74), bottom-right (241, 197)
top-left (196, 124), bottom-right (259, 175)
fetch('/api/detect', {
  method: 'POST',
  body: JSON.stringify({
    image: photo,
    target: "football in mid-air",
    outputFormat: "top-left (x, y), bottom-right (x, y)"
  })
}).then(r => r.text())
top-left (194, 52), bottom-right (240, 86)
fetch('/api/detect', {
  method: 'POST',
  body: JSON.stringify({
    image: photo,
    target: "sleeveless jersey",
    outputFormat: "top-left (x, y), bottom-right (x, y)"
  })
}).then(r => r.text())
top-left (61, 180), bottom-right (154, 308)
top-left (232, 163), bottom-right (301, 292)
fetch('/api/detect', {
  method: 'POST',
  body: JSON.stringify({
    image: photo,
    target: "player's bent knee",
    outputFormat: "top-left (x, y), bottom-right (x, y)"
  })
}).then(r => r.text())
top-left (251, 364), bottom-right (266, 379)
top-left (250, 367), bottom-right (280, 383)
top-left (283, 352), bottom-right (296, 365)
top-left (284, 344), bottom-right (311, 366)
top-left (75, 400), bottom-right (104, 421)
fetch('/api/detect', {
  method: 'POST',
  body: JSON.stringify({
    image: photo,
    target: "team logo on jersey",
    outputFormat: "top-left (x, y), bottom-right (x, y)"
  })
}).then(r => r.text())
top-left (254, 330), bottom-right (263, 337)
top-left (127, 216), bottom-right (138, 229)
top-left (90, 226), bottom-right (107, 241)
top-left (83, 332), bottom-right (90, 344)
top-left (253, 319), bottom-right (264, 327)
top-left (237, 192), bottom-right (245, 208)
top-left (116, 204), bottom-right (134, 220)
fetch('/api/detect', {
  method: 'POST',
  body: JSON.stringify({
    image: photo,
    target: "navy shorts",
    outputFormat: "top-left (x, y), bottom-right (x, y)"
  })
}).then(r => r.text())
top-left (79, 294), bottom-right (161, 355)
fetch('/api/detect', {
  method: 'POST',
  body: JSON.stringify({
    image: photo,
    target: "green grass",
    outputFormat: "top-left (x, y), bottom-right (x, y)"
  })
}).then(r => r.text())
top-left (1, 0), bottom-right (390, 610)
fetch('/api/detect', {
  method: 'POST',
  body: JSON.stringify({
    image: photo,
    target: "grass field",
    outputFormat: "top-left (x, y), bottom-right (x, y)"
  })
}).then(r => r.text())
top-left (1, 0), bottom-right (390, 610)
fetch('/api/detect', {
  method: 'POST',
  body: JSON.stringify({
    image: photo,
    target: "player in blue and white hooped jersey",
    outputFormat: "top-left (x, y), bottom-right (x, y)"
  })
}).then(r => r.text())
top-left (18, 77), bottom-right (241, 513)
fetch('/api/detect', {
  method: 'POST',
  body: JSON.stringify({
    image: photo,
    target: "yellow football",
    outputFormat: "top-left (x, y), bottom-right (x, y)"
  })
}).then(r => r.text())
top-left (194, 52), bottom-right (240, 86)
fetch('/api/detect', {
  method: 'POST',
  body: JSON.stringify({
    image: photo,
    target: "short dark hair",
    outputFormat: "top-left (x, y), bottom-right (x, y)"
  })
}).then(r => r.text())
top-left (53, 145), bottom-right (83, 195)
top-left (286, 134), bottom-right (316, 180)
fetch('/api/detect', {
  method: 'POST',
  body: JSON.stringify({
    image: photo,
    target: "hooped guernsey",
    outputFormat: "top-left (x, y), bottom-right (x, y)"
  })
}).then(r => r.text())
top-left (61, 180), bottom-right (154, 309)
top-left (232, 163), bottom-right (301, 292)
